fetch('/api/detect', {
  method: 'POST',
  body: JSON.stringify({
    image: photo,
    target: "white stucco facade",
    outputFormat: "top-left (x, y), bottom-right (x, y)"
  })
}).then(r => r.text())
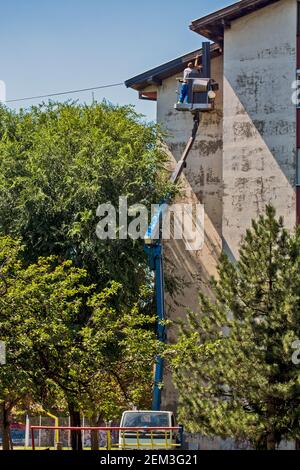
top-left (223, 0), bottom-right (297, 258)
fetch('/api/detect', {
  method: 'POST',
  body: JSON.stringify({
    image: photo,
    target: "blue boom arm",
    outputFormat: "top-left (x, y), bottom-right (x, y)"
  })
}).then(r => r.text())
top-left (145, 112), bottom-right (201, 411)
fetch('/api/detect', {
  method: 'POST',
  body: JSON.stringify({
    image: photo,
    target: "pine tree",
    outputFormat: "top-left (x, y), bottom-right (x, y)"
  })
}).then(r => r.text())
top-left (171, 206), bottom-right (300, 449)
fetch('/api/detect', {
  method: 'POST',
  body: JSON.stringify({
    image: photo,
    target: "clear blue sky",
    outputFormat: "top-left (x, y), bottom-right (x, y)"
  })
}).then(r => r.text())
top-left (1, 0), bottom-right (232, 121)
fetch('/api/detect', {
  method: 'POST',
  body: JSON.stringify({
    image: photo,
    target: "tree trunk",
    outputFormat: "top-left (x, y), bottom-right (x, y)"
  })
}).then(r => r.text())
top-left (0, 403), bottom-right (12, 450)
top-left (68, 403), bottom-right (82, 451)
top-left (266, 432), bottom-right (276, 450)
top-left (295, 439), bottom-right (300, 450)
top-left (9, 429), bottom-right (13, 451)
top-left (266, 400), bottom-right (277, 450)
top-left (90, 414), bottom-right (100, 451)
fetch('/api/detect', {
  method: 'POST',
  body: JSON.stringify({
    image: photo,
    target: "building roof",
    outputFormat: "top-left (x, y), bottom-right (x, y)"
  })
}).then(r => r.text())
top-left (125, 43), bottom-right (221, 93)
top-left (126, 0), bottom-right (281, 95)
top-left (190, 0), bottom-right (280, 42)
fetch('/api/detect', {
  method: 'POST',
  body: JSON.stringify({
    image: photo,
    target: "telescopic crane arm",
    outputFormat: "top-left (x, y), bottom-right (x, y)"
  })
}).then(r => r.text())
top-left (144, 111), bottom-right (201, 411)
top-left (144, 41), bottom-right (218, 411)
top-left (170, 112), bottom-right (201, 184)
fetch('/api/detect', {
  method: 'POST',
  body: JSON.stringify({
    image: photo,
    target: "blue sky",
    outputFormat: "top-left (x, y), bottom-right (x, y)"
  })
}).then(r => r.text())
top-left (1, 0), bottom-right (232, 121)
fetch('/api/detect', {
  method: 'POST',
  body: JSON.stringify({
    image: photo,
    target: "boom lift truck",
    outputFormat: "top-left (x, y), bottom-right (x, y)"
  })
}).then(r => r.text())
top-left (144, 42), bottom-right (219, 412)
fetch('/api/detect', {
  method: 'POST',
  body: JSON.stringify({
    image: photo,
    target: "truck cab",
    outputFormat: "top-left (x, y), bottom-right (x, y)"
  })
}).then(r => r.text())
top-left (118, 410), bottom-right (181, 450)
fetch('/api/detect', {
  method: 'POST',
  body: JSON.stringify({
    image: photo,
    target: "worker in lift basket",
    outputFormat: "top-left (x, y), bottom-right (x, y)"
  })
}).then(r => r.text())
top-left (178, 55), bottom-right (201, 104)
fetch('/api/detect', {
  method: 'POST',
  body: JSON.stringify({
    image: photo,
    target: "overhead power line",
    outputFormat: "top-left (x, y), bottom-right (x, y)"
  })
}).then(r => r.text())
top-left (6, 82), bottom-right (124, 103)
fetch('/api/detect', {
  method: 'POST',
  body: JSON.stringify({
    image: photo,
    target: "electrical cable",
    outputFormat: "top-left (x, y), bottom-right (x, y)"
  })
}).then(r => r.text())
top-left (6, 82), bottom-right (124, 103)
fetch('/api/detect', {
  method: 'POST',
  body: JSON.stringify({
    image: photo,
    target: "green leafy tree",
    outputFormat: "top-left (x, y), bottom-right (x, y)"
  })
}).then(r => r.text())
top-left (0, 236), bottom-right (93, 449)
top-left (0, 102), bottom-right (171, 300)
top-left (171, 206), bottom-right (300, 449)
top-left (0, 237), bottom-right (35, 449)
top-left (0, 237), bottom-right (159, 450)
top-left (0, 101), bottom-right (172, 448)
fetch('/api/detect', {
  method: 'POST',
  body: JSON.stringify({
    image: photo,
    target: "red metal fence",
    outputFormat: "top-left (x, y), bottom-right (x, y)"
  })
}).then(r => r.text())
top-left (30, 425), bottom-right (181, 450)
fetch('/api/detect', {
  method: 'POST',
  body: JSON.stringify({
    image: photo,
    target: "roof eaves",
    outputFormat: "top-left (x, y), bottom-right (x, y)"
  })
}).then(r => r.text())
top-left (125, 43), bottom-right (221, 91)
top-left (190, 0), bottom-right (280, 42)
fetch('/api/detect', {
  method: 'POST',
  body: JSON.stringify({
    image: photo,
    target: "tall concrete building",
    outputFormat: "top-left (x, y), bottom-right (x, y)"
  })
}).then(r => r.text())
top-left (126, 0), bottom-right (299, 412)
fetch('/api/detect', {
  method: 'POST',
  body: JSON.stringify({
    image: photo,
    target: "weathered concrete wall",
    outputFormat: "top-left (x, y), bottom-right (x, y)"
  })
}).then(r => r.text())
top-left (154, 55), bottom-right (224, 410)
top-left (223, 0), bottom-right (297, 259)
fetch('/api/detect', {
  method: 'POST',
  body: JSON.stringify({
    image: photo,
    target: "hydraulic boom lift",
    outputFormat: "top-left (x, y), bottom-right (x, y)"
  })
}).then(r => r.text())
top-left (144, 42), bottom-right (218, 411)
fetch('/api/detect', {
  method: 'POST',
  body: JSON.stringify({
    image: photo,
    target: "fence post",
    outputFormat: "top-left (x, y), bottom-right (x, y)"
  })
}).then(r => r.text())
top-left (179, 425), bottom-right (184, 448)
top-left (106, 430), bottom-right (112, 450)
top-left (31, 427), bottom-right (35, 451)
top-left (82, 416), bottom-right (85, 449)
top-left (38, 415), bottom-right (42, 449)
top-left (25, 415), bottom-right (30, 449)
